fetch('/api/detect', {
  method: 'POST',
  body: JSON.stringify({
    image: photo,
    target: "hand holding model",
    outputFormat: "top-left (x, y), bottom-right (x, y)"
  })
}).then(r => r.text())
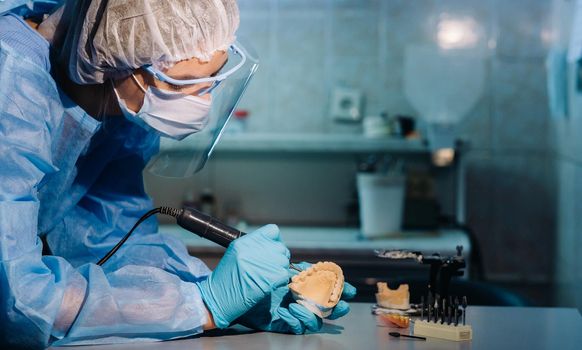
top-left (195, 225), bottom-right (291, 328)
top-left (235, 262), bottom-right (357, 334)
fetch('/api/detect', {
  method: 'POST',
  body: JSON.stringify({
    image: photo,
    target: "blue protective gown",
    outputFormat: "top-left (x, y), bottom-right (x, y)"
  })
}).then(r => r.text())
top-left (0, 13), bottom-right (211, 348)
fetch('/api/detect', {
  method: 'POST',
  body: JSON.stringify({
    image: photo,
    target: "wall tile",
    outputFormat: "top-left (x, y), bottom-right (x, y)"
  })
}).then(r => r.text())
top-left (554, 160), bottom-right (577, 308)
top-left (548, 116), bottom-right (561, 157)
top-left (274, 16), bottom-right (327, 132)
top-left (237, 15), bottom-right (272, 58)
top-left (458, 91), bottom-right (492, 150)
top-left (234, 61), bottom-right (274, 132)
top-left (209, 153), bottom-right (357, 225)
top-left (554, 63), bottom-right (582, 163)
top-left (488, 154), bottom-right (557, 280)
top-left (236, 15), bottom-right (274, 131)
top-left (331, 11), bottom-right (379, 58)
top-left (556, 160), bottom-right (576, 274)
top-left (382, 0), bottom-right (436, 60)
top-left (237, 0), bottom-right (273, 13)
top-left (463, 150), bottom-right (496, 278)
top-left (550, 117), bottom-right (582, 164)
top-left (332, 0), bottom-right (380, 11)
top-left (493, 0), bottom-right (551, 59)
top-left (278, 0), bottom-right (329, 13)
top-left (491, 59), bottom-right (550, 151)
top-left (381, 58), bottom-right (419, 118)
top-left (548, 62), bottom-right (582, 162)
top-left (572, 164), bottom-right (582, 282)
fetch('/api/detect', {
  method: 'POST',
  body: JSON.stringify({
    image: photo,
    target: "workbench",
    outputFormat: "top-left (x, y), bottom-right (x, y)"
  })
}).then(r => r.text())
top-left (49, 303), bottom-right (582, 350)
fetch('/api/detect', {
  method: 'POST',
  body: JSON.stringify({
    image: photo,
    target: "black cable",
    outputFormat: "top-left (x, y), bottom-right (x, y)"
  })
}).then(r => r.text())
top-left (97, 207), bottom-right (182, 266)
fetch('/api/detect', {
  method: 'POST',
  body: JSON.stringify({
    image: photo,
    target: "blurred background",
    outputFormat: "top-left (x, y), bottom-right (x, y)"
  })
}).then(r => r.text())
top-left (145, 0), bottom-right (582, 311)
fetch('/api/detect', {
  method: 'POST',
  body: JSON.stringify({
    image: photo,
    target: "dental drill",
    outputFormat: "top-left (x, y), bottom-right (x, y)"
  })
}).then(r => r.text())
top-left (97, 206), bottom-right (301, 272)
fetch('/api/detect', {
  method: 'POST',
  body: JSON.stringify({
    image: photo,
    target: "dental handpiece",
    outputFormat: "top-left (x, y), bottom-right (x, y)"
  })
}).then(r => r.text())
top-left (97, 206), bottom-right (302, 272)
top-left (176, 207), bottom-right (244, 247)
top-left (175, 207), bottom-right (302, 272)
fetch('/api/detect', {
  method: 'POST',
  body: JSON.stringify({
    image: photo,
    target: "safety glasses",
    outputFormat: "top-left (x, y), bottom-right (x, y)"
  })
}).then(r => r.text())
top-left (141, 43), bottom-right (247, 96)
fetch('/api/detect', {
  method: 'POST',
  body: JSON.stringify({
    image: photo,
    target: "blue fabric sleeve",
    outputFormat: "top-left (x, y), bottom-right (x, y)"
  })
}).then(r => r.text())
top-left (0, 43), bottom-right (209, 349)
top-left (0, 13), bottom-right (50, 71)
top-left (46, 127), bottom-right (212, 283)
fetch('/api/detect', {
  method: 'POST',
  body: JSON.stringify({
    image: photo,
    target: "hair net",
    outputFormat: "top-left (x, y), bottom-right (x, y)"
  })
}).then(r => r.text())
top-left (50, 0), bottom-right (239, 84)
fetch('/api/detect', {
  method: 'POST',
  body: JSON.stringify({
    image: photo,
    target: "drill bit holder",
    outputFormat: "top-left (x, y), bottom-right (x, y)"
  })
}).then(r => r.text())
top-left (413, 320), bottom-right (472, 341)
top-left (414, 294), bottom-right (471, 341)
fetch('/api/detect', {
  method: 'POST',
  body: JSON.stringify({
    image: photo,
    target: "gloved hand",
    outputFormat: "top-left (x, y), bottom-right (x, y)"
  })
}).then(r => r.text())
top-left (236, 262), bottom-right (357, 334)
top-left (195, 224), bottom-right (291, 329)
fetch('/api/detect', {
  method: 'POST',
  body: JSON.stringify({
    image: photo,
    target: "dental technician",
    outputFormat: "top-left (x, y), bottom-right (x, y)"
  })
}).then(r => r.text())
top-left (0, 0), bottom-right (355, 348)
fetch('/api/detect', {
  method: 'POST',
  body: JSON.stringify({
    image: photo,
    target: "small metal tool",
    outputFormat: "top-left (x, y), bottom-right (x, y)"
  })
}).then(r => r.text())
top-left (454, 297), bottom-right (459, 326)
top-left (447, 305), bottom-right (452, 325)
top-left (441, 298), bottom-right (446, 324)
top-left (433, 298), bottom-right (439, 323)
top-left (389, 332), bottom-right (426, 341)
top-left (289, 264), bottom-right (302, 272)
top-left (427, 293), bottom-right (433, 322)
top-left (421, 296), bottom-right (425, 320)
top-left (462, 296), bottom-right (468, 326)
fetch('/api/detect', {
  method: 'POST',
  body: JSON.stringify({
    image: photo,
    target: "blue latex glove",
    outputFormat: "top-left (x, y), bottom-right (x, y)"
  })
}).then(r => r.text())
top-left (195, 224), bottom-right (291, 329)
top-left (236, 262), bottom-right (357, 334)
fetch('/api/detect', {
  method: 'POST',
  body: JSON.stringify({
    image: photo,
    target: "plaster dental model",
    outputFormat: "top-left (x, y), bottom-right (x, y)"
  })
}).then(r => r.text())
top-left (376, 283), bottom-right (410, 310)
top-left (288, 261), bottom-right (344, 317)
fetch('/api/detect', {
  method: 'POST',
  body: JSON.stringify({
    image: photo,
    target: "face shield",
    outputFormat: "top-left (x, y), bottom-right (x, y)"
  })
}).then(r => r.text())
top-left (144, 40), bottom-right (259, 178)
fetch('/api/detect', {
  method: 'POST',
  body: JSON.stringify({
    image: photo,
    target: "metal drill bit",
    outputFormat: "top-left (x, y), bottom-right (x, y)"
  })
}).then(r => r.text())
top-left (454, 297), bottom-right (459, 326)
top-left (447, 305), bottom-right (452, 325)
top-left (462, 296), bottom-right (468, 325)
top-left (427, 293), bottom-right (432, 322)
top-left (420, 295), bottom-right (425, 320)
top-left (441, 298), bottom-right (446, 324)
top-left (289, 264), bottom-right (302, 272)
top-left (434, 294), bottom-right (439, 323)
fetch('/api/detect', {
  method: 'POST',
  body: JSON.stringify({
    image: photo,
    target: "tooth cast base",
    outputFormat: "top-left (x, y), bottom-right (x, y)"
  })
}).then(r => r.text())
top-left (376, 283), bottom-right (410, 310)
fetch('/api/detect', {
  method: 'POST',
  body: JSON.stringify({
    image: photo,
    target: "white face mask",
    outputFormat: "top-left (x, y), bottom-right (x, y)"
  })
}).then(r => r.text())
top-left (113, 74), bottom-right (212, 140)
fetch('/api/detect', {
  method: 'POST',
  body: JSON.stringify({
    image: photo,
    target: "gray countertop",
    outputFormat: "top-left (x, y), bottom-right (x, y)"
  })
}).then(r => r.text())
top-left (50, 303), bottom-right (582, 350)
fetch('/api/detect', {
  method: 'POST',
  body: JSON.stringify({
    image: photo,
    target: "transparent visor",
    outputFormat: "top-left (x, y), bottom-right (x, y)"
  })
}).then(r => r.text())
top-left (145, 39), bottom-right (259, 178)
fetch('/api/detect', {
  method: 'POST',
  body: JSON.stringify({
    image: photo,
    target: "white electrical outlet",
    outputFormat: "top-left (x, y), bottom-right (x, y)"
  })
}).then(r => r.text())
top-left (329, 87), bottom-right (363, 122)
